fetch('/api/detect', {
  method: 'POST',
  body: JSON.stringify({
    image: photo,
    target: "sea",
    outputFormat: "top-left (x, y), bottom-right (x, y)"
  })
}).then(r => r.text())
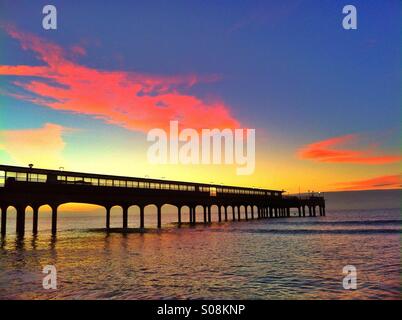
top-left (0, 189), bottom-right (400, 299)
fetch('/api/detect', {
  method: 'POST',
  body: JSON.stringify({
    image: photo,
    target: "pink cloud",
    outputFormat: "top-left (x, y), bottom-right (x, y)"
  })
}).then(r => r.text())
top-left (70, 45), bottom-right (86, 57)
top-left (332, 175), bottom-right (401, 191)
top-left (0, 26), bottom-right (239, 132)
top-left (298, 134), bottom-right (402, 165)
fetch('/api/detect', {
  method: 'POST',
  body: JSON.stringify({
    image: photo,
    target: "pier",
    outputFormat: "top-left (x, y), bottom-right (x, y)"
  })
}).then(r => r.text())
top-left (0, 164), bottom-right (325, 236)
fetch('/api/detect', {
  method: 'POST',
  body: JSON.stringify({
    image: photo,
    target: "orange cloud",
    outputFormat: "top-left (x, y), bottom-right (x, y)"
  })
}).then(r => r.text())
top-left (0, 123), bottom-right (66, 167)
top-left (0, 26), bottom-right (239, 132)
top-left (298, 134), bottom-right (401, 164)
top-left (332, 175), bottom-right (401, 191)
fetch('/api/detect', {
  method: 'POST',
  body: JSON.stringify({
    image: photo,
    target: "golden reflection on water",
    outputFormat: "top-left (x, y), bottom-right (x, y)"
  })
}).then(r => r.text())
top-left (0, 209), bottom-right (400, 299)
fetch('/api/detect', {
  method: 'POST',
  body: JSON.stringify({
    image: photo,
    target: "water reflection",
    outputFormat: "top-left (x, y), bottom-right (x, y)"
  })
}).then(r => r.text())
top-left (0, 209), bottom-right (400, 299)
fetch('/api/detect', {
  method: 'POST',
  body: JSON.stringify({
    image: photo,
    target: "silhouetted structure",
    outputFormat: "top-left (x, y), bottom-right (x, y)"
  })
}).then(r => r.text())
top-left (0, 164), bottom-right (325, 236)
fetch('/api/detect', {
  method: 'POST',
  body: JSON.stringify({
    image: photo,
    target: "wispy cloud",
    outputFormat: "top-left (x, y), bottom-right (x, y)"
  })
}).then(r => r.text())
top-left (228, 1), bottom-right (301, 33)
top-left (298, 134), bottom-right (401, 164)
top-left (331, 175), bottom-right (401, 191)
top-left (0, 25), bottom-right (239, 132)
top-left (0, 123), bottom-right (66, 167)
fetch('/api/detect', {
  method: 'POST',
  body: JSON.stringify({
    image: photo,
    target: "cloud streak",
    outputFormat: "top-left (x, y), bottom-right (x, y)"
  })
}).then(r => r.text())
top-left (298, 134), bottom-right (401, 164)
top-left (331, 175), bottom-right (401, 191)
top-left (0, 25), bottom-right (240, 132)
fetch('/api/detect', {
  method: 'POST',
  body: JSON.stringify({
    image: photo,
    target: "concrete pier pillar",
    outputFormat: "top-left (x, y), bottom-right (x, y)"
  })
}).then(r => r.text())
top-left (302, 206), bottom-right (306, 217)
top-left (177, 206), bottom-right (182, 226)
top-left (224, 206), bottom-right (228, 221)
top-left (298, 206), bottom-right (302, 217)
top-left (232, 207), bottom-right (235, 221)
top-left (269, 207), bottom-right (273, 218)
top-left (251, 206), bottom-right (254, 219)
top-left (16, 205), bottom-right (26, 236)
top-left (313, 206), bottom-right (316, 217)
top-left (106, 206), bottom-right (111, 230)
top-left (237, 206), bottom-right (241, 221)
top-left (122, 206), bottom-right (128, 229)
top-left (287, 207), bottom-right (290, 217)
top-left (203, 206), bottom-right (207, 224)
top-left (1, 205), bottom-right (7, 236)
top-left (193, 206), bottom-right (197, 224)
top-left (218, 206), bottom-right (222, 222)
top-left (157, 205), bottom-right (162, 228)
top-left (207, 206), bottom-right (211, 223)
top-left (140, 206), bottom-right (145, 229)
top-left (51, 205), bottom-right (57, 235)
top-left (245, 206), bottom-right (248, 221)
top-left (33, 206), bottom-right (39, 234)
top-left (274, 207), bottom-right (278, 218)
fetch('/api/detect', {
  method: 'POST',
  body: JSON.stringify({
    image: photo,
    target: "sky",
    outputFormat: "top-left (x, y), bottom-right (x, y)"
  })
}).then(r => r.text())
top-left (0, 0), bottom-right (400, 193)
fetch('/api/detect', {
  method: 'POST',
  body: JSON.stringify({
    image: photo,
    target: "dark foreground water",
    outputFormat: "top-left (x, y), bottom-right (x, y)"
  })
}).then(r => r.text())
top-left (0, 208), bottom-right (400, 300)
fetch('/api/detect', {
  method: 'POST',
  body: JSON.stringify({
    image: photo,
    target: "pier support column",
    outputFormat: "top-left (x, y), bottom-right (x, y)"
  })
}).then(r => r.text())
top-left (237, 206), bottom-right (241, 221)
top-left (251, 206), bottom-right (254, 219)
top-left (140, 206), bottom-right (145, 229)
top-left (298, 207), bottom-right (302, 217)
top-left (105, 206), bottom-right (111, 230)
top-left (1, 205), bottom-right (7, 236)
top-left (192, 206), bottom-right (197, 224)
top-left (269, 207), bottom-right (273, 218)
top-left (157, 205), bottom-right (162, 228)
top-left (218, 206), bottom-right (222, 222)
top-left (245, 206), bottom-right (248, 221)
top-left (51, 205), bottom-right (58, 235)
top-left (122, 206), bottom-right (128, 229)
top-left (313, 206), bottom-right (316, 217)
top-left (257, 207), bottom-right (261, 219)
top-left (308, 206), bottom-right (312, 217)
top-left (302, 206), bottom-right (306, 217)
top-left (287, 207), bottom-right (290, 217)
top-left (177, 206), bottom-right (182, 226)
top-left (207, 206), bottom-right (211, 223)
top-left (224, 206), bottom-right (228, 221)
top-left (203, 206), bottom-right (207, 224)
top-left (265, 207), bottom-right (268, 218)
top-left (16, 205), bottom-right (26, 236)
top-left (274, 207), bottom-right (277, 218)
top-left (322, 206), bottom-right (326, 216)
top-left (32, 205), bottom-right (39, 234)
top-left (189, 206), bottom-right (195, 225)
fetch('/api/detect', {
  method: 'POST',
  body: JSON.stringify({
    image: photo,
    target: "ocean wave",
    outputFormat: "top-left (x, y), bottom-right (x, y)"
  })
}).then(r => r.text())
top-left (271, 219), bottom-right (401, 226)
top-left (236, 228), bottom-right (402, 235)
